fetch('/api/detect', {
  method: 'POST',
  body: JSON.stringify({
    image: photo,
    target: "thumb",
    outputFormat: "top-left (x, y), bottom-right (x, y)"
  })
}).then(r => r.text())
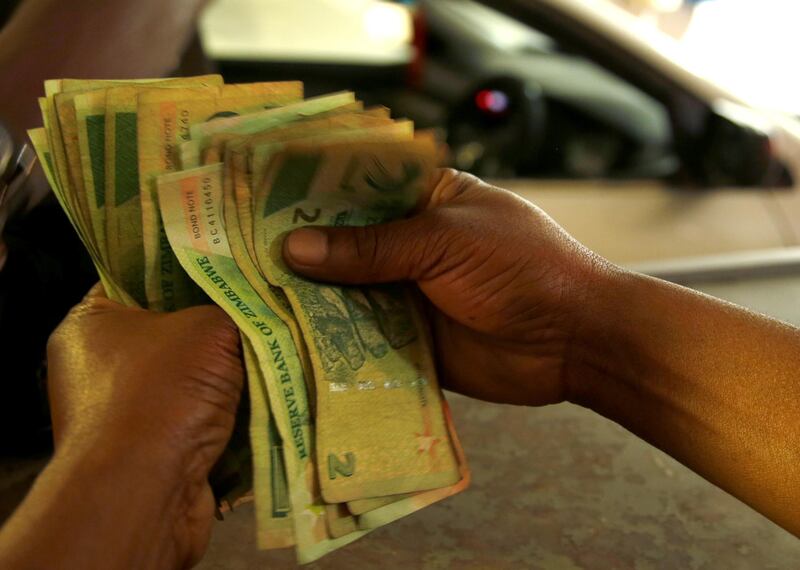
top-left (282, 214), bottom-right (442, 285)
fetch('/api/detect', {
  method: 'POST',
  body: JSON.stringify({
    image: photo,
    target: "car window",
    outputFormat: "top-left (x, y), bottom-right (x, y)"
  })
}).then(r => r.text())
top-left (426, 0), bottom-right (557, 55)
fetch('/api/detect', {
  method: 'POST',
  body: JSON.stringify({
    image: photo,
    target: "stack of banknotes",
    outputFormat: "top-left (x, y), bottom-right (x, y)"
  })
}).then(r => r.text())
top-left (28, 76), bottom-right (469, 563)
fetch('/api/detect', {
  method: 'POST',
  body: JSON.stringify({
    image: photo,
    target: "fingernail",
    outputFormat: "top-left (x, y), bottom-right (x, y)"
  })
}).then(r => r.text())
top-left (285, 228), bottom-right (329, 266)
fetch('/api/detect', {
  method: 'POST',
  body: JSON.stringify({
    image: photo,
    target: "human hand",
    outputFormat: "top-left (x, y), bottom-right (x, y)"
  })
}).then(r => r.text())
top-left (282, 169), bottom-right (616, 407)
top-left (46, 284), bottom-right (243, 567)
top-left (282, 169), bottom-right (800, 540)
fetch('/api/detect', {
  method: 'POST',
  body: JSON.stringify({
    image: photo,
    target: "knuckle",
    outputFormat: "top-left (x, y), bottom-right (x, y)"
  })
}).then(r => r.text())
top-left (67, 295), bottom-right (110, 318)
top-left (193, 305), bottom-right (240, 343)
top-left (46, 323), bottom-right (67, 356)
top-left (412, 210), bottom-right (466, 279)
top-left (194, 303), bottom-right (232, 325)
top-left (430, 168), bottom-right (485, 206)
top-left (46, 296), bottom-right (112, 354)
top-left (351, 225), bottom-right (384, 274)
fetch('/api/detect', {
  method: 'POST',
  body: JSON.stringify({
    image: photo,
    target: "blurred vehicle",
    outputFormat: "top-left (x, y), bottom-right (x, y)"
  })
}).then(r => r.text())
top-left (200, 0), bottom-right (800, 269)
top-left (202, 0), bottom-right (676, 180)
top-left (408, 0), bottom-right (676, 179)
top-left (201, 0), bottom-right (797, 186)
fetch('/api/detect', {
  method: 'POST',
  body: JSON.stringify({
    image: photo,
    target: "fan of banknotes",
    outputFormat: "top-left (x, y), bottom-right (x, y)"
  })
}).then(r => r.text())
top-left (28, 76), bottom-right (469, 563)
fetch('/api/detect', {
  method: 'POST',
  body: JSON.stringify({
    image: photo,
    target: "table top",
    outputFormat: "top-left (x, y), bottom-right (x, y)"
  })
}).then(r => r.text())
top-left (199, 393), bottom-right (799, 569)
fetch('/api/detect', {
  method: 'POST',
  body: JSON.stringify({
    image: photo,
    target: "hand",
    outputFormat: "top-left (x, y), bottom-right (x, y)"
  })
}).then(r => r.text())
top-left (285, 169), bottom-right (800, 538)
top-left (46, 284), bottom-right (243, 567)
top-left (282, 169), bottom-right (614, 406)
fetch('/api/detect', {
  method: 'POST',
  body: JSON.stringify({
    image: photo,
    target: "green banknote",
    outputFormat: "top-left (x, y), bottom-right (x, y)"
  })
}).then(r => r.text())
top-left (103, 86), bottom-right (150, 306)
top-left (102, 78), bottom-right (221, 307)
top-left (41, 85), bottom-right (104, 270)
top-left (241, 333), bottom-right (295, 550)
top-left (74, 90), bottom-right (110, 266)
top-left (28, 126), bottom-right (129, 304)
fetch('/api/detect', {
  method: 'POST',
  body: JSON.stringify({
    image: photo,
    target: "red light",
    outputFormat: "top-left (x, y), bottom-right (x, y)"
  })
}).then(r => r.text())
top-left (475, 89), bottom-right (510, 114)
top-left (475, 90), bottom-right (493, 111)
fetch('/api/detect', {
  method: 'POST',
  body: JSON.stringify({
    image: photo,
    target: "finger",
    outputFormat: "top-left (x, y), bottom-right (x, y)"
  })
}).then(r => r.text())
top-left (282, 212), bottom-right (445, 285)
top-left (282, 168), bottom-right (484, 285)
top-left (72, 281), bottom-right (127, 315)
top-left (83, 281), bottom-right (107, 300)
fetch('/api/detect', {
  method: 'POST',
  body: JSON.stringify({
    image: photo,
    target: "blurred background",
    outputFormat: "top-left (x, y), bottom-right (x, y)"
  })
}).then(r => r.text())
top-left (196, 0), bottom-right (800, 268)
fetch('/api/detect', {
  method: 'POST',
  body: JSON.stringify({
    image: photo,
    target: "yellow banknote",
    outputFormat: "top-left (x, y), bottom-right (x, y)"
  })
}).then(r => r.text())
top-left (253, 139), bottom-right (461, 504)
top-left (157, 163), bottom-right (369, 563)
top-left (136, 81), bottom-right (302, 310)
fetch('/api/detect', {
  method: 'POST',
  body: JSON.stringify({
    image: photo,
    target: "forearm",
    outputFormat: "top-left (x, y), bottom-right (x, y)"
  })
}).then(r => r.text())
top-left (0, 442), bottom-right (187, 569)
top-left (571, 269), bottom-right (800, 535)
top-left (0, 0), bottom-right (204, 141)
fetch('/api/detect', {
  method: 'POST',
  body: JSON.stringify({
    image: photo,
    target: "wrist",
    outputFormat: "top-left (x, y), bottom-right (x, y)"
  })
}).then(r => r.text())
top-left (55, 431), bottom-right (185, 498)
top-left (563, 264), bottom-right (701, 430)
top-left (562, 262), bottom-right (648, 411)
top-left (0, 438), bottom-right (190, 570)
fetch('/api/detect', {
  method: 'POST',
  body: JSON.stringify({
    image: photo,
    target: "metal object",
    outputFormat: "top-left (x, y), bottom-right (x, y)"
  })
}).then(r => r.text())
top-left (629, 247), bottom-right (800, 284)
top-left (0, 122), bottom-right (13, 189)
top-left (0, 122), bottom-right (37, 216)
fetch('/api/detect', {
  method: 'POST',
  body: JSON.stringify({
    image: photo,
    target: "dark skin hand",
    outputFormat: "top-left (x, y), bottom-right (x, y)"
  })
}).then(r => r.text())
top-left (288, 169), bottom-right (600, 407)
top-left (284, 168), bottom-right (800, 538)
top-left (0, 285), bottom-right (243, 570)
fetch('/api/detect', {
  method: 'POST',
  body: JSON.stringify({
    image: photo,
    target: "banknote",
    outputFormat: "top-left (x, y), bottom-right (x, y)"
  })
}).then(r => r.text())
top-left (56, 75), bottom-right (222, 94)
top-left (357, 398), bottom-right (470, 530)
top-left (210, 105), bottom-right (375, 262)
top-left (33, 75), bottom-right (470, 564)
top-left (54, 92), bottom-right (99, 260)
top-left (221, 115), bottom-right (417, 456)
top-left (157, 163), bottom-right (369, 563)
top-left (253, 139), bottom-right (461, 504)
top-left (44, 76), bottom-right (223, 290)
top-left (179, 92), bottom-right (357, 168)
top-left (242, 333), bottom-right (295, 550)
top-left (38, 90), bottom-right (128, 302)
top-left (346, 494), bottom-right (410, 516)
top-left (325, 503), bottom-right (358, 539)
top-left (28, 126), bottom-right (132, 304)
top-left (137, 81), bottom-right (302, 310)
top-left (217, 150), bottom-right (316, 402)
top-left (73, 90), bottom-right (110, 266)
top-left (103, 86), bottom-right (151, 306)
top-left (244, 108), bottom-right (397, 192)
top-left (224, 117), bottom-right (419, 516)
top-left (101, 77), bottom-right (225, 306)
top-left (41, 87), bottom-right (100, 266)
